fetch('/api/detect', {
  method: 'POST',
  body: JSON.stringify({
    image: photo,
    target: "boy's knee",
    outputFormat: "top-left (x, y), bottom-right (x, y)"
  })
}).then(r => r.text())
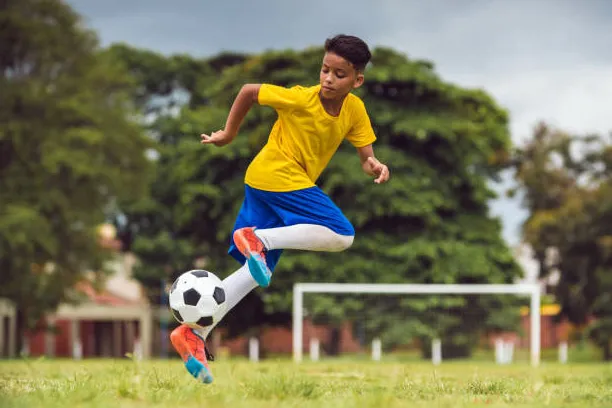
top-left (332, 234), bottom-right (354, 252)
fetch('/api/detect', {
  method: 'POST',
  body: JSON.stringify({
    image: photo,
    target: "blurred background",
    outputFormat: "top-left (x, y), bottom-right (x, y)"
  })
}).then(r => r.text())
top-left (1, 0), bottom-right (611, 363)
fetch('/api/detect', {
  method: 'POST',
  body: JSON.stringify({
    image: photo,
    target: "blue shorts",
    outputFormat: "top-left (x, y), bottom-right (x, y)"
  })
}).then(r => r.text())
top-left (228, 185), bottom-right (354, 271)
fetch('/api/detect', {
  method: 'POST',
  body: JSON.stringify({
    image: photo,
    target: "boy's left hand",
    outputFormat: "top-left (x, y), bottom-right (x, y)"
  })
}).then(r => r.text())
top-left (365, 157), bottom-right (390, 184)
top-left (201, 129), bottom-right (234, 147)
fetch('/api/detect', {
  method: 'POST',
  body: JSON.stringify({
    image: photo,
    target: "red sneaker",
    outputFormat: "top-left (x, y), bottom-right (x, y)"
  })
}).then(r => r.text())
top-left (170, 325), bottom-right (214, 383)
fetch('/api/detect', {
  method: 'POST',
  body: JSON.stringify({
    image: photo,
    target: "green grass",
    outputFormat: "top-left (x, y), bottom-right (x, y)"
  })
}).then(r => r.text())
top-left (1, 358), bottom-right (612, 407)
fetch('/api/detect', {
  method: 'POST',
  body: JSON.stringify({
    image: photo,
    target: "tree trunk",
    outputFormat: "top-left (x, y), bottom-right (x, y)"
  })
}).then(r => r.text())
top-left (603, 341), bottom-right (611, 361)
top-left (15, 308), bottom-right (26, 357)
top-left (328, 327), bottom-right (340, 356)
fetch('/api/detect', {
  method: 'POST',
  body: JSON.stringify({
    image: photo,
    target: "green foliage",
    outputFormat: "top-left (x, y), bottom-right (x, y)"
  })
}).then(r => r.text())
top-left (115, 44), bottom-right (522, 358)
top-left (0, 0), bottom-right (152, 328)
top-left (513, 123), bottom-right (612, 360)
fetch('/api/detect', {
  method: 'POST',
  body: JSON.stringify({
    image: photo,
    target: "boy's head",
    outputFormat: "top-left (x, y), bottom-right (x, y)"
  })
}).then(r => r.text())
top-left (324, 35), bottom-right (371, 72)
top-left (319, 34), bottom-right (371, 100)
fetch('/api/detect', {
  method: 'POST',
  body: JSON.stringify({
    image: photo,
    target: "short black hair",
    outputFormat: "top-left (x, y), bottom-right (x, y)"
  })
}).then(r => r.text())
top-left (324, 34), bottom-right (371, 72)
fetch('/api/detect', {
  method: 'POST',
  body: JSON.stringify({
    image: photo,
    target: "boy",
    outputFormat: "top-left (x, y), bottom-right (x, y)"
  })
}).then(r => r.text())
top-left (170, 34), bottom-right (389, 383)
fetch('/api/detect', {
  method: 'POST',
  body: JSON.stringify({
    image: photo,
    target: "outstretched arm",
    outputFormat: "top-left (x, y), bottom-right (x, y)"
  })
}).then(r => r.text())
top-left (356, 144), bottom-right (390, 184)
top-left (201, 84), bottom-right (261, 146)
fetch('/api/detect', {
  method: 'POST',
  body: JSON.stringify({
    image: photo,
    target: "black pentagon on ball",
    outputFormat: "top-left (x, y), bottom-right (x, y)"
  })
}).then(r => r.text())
top-left (197, 316), bottom-right (214, 327)
top-left (183, 288), bottom-right (201, 306)
top-left (213, 287), bottom-right (225, 305)
top-left (190, 270), bottom-right (209, 278)
top-left (171, 308), bottom-right (183, 322)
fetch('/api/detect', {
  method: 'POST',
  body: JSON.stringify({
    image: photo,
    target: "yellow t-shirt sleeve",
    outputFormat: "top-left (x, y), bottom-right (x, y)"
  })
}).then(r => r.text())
top-left (257, 84), bottom-right (308, 110)
top-left (346, 99), bottom-right (377, 147)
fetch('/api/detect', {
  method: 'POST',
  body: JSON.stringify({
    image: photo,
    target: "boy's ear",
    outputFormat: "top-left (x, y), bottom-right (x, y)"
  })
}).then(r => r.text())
top-left (353, 73), bottom-right (365, 89)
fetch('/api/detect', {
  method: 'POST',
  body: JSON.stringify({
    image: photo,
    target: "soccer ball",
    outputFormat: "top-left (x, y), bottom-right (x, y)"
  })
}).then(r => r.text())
top-left (168, 269), bottom-right (227, 329)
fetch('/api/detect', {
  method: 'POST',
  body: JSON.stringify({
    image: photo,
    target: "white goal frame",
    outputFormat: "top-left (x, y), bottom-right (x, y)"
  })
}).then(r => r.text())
top-left (293, 283), bottom-right (541, 366)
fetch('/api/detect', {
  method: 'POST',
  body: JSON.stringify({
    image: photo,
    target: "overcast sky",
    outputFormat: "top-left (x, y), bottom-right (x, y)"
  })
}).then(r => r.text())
top-left (67, 0), bottom-right (612, 246)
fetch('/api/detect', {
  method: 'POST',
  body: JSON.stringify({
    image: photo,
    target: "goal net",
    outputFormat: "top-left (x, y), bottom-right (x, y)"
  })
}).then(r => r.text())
top-left (292, 283), bottom-right (541, 366)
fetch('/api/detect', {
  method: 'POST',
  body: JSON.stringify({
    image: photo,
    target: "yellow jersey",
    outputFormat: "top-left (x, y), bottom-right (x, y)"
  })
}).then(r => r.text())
top-left (244, 84), bottom-right (376, 192)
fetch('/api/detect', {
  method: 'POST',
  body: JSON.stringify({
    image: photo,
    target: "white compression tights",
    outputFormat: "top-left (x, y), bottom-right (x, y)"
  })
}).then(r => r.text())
top-left (254, 224), bottom-right (354, 252)
top-left (198, 263), bottom-right (257, 339)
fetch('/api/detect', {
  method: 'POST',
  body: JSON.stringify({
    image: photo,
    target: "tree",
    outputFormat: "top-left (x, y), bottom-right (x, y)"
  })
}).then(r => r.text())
top-left (512, 123), bottom-right (612, 360)
top-left (114, 45), bottom-right (522, 358)
top-left (0, 0), bottom-right (152, 332)
top-left (103, 45), bottom-right (249, 308)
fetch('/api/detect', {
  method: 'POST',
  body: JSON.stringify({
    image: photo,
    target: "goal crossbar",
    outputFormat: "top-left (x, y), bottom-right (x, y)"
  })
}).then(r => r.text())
top-left (292, 283), bottom-right (541, 366)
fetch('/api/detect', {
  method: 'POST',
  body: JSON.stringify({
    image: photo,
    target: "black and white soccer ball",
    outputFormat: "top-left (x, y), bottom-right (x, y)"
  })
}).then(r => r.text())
top-left (168, 269), bottom-right (227, 329)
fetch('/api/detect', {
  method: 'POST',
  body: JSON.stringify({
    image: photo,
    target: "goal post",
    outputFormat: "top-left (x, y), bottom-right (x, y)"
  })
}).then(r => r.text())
top-left (292, 283), bottom-right (541, 366)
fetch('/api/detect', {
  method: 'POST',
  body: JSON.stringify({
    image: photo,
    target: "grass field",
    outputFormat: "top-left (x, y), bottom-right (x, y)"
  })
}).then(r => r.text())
top-left (1, 358), bottom-right (611, 408)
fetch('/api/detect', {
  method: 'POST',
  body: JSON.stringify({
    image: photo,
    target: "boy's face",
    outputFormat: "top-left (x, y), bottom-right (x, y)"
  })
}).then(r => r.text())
top-left (319, 52), bottom-right (364, 100)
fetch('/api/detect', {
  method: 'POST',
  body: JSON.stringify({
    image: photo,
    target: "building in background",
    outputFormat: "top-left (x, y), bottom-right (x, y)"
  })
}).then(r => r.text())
top-left (25, 224), bottom-right (156, 359)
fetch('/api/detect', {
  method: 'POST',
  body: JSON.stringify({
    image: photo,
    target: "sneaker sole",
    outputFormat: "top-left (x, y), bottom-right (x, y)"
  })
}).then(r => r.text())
top-left (247, 254), bottom-right (271, 288)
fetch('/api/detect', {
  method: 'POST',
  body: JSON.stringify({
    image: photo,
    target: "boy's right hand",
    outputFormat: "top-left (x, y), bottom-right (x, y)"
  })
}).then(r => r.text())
top-left (200, 129), bottom-right (234, 147)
